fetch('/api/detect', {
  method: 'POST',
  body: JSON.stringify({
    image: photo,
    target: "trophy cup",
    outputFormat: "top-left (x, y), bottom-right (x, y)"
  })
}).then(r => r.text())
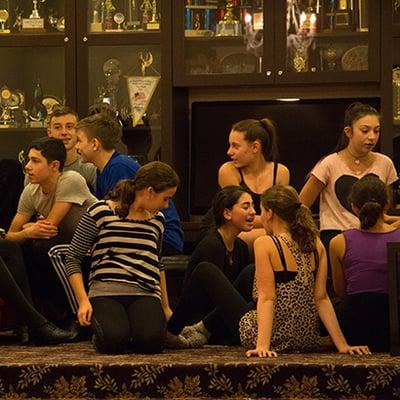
top-left (114, 12), bottom-right (125, 30)
top-left (101, 58), bottom-right (121, 110)
top-left (0, 86), bottom-right (12, 128)
top-left (22, 0), bottom-right (45, 31)
top-left (126, 0), bottom-right (141, 30)
top-left (0, 8), bottom-right (10, 33)
top-left (216, 1), bottom-right (242, 36)
top-left (393, 67), bottom-right (400, 124)
top-left (29, 79), bottom-right (47, 127)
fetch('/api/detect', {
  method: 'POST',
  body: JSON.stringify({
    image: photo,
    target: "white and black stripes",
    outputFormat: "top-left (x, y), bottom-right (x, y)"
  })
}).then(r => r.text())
top-left (66, 201), bottom-right (165, 298)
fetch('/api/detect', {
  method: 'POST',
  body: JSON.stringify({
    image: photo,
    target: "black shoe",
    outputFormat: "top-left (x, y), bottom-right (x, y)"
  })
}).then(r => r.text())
top-left (30, 322), bottom-right (77, 345)
top-left (17, 325), bottom-right (29, 345)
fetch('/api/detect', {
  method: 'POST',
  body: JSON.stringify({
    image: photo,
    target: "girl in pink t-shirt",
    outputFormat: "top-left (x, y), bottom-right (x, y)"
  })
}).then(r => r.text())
top-left (299, 102), bottom-right (398, 254)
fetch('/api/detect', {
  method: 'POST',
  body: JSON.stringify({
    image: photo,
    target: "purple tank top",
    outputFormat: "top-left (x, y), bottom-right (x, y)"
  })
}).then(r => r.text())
top-left (343, 228), bottom-right (400, 295)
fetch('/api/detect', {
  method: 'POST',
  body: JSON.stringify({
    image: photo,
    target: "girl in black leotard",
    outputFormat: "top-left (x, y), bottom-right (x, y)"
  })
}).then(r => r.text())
top-left (218, 118), bottom-right (290, 250)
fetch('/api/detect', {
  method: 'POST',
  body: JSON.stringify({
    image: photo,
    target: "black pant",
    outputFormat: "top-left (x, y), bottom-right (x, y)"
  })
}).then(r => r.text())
top-left (0, 240), bottom-right (47, 328)
top-left (321, 229), bottom-right (341, 299)
top-left (335, 292), bottom-right (390, 352)
top-left (22, 236), bottom-right (72, 315)
top-left (168, 262), bottom-right (254, 344)
top-left (91, 295), bottom-right (166, 355)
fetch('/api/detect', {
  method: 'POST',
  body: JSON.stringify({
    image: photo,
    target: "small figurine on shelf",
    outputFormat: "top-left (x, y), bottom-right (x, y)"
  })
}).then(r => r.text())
top-left (13, 7), bottom-right (23, 32)
top-left (140, 0), bottom-right (152, 29)
top-left (103, 0), bottom-right (115, 30)
top-left (29, 79), bottom-right (47, 128)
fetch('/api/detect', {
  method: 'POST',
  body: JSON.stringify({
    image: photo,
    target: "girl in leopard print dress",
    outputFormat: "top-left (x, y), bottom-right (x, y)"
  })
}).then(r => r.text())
top-left (167, 185), bottom-right (370, 356)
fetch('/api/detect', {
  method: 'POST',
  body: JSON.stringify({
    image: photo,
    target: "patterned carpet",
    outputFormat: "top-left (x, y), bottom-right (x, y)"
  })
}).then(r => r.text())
top-left (0, 338), bottom-right (399, 399)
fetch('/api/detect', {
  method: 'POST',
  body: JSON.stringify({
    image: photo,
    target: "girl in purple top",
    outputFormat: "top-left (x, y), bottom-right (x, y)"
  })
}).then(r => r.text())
top-left (330, 175), bottom-right (400, 351)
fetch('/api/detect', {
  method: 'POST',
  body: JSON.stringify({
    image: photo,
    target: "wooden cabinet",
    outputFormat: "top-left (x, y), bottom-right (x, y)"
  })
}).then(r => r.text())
top-left (0, 0), bottom-right (169, 163)
top-left (173, 0), bottom-right (379, 86)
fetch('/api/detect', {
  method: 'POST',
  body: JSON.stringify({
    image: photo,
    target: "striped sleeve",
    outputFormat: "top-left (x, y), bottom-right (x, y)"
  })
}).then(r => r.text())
top-left (65, 212), bottom-right (99, 276)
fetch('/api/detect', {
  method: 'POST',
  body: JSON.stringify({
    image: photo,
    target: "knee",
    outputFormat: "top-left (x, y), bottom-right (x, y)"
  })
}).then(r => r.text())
top-left (92, 319), bottom-right (130, 355)
top-left (132, 328), bottom-right (165, 354)
top-left (192, 261), bottom-right (219, 280)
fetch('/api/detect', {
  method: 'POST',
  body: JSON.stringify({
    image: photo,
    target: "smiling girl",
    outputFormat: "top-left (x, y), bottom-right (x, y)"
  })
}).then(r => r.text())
top-left (64, 161), bottom-right (179, 354)
top-left (218, 118), bottom-right (290, 248)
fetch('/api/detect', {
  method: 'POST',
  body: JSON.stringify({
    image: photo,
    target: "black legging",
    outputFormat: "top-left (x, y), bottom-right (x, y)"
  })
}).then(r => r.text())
top-left (0, 240), bottom-right (47, 328)
top-left (90, 295), bottom-right (166, 355)
top-left (168, 262), bottom-right (255, 344)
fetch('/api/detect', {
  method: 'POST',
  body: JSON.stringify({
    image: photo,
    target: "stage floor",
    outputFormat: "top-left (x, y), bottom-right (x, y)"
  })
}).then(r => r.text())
top-left (0, 337), bottom-right (399, 399)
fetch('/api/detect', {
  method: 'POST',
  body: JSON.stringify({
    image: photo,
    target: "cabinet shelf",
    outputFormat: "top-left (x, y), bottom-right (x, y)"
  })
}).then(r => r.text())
top-left (85, 32), bottom-right (161, 45)
top-left (0, 33), bottom-right (66, 46)
top-left (184, 36), bottom-right (245, 43)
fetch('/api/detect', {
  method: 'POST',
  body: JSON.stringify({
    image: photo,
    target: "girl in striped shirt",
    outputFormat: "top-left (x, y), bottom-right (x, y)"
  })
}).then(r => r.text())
top-left (65, 161), bottom-right (179, 354)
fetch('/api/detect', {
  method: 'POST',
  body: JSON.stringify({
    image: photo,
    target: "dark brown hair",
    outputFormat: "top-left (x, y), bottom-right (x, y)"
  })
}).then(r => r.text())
top-left (349, 175), bottom-right (388, 230)
top-left (261, 185), bottom-right (318, 253)
top-left (75, 113), bottom-right (121, 151)
top-left (334, 102), bottom-right (380, 152)
top-left (232, 118), bottom-right (278, 161)
top-left (212, 185), bottom-right (251, 227)
top-left (108, 161), bottom-right (180, 218)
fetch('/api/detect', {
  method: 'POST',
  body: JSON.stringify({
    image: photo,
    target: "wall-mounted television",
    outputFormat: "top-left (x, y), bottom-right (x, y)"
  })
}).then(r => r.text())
top-left (190, 97), bottom-right (380, 215)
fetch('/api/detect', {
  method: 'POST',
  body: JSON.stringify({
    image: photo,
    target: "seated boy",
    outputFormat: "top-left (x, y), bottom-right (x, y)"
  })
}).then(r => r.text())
top-left (75, 113), bottom-right (184, 255)
top-left (6, 137), bottom-right (97, 315)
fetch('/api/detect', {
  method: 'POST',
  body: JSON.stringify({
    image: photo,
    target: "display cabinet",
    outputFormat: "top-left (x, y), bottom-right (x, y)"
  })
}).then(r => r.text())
top-left (76, 0), bottom-right (165, 162)
top-left (173, 0), bottom-right (379, 86)
top-left (0, 0), bottom-right (75, 159)
top-left (0, 0), bottom-right (168, 163)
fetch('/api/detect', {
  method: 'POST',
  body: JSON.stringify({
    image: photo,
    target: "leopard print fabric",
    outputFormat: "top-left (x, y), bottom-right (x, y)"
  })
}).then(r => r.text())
top-left (239, 235), bottom-right (320, 352)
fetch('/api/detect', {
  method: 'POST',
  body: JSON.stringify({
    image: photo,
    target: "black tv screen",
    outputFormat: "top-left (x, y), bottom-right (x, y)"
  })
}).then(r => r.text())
top-left (190, 97), bottom-right (380, 215)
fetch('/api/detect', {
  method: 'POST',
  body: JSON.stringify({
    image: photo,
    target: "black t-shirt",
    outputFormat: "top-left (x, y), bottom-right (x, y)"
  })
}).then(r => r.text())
top-left (184, 228), bottom-right (250, 287)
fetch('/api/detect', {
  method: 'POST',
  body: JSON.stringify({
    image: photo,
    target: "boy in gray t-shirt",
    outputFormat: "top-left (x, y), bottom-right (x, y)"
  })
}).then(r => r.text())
top-left (5, 136), bottom-right (96, 319)
top-left (7, 137), bottom-right (96, 242)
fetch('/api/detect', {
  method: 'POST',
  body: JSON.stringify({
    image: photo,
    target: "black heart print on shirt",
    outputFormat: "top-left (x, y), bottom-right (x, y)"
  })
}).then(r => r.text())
top-left (334, 173), bottom-right (379, 214)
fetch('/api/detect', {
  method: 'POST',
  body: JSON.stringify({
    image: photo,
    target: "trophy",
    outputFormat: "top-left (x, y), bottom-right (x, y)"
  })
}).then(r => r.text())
top-left (29, 79), bottom-right (47, 127)
top-left (139, 0), bottom-right (151, 30)
top-left (98, 58), bottom-right (121, 110)
top-left (113, 12), bottom-right (125, 30)
top-left (146, 0), bottom-right (159, 30)
top-left (393, 67), bottom-right (400, 124)
top-left (22, 0), bottom-right (45, 30)
top-left (216, 1), bottom-right (242, 36)
top-left (103, 0), bottom-right (115, 31)
top-left (0, 86), bottom-right (12, 128)
top-left (13, 7), bottom-right (23, 32)
top-left (0, 8), bottom-right (9, 33)
top-left (320, 47), bottom-right (338, 71)
top-left (90, 0), bottom-right (103, 32)
top-left (126, 0), bottom-right (141, 30)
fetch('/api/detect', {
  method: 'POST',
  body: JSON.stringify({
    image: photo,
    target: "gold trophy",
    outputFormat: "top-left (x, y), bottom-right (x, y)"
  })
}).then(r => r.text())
top-left (216, 1), bottom-right (242, 36)
top-left (0, 8), bottom-right (10, 33)
top-left (140, 0), bottom-right (159, 30)
top-left (22, 0), bottom-right (45, 30)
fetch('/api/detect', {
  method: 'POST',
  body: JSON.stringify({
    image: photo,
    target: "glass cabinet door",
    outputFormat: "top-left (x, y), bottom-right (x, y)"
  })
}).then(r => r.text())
top-left (174, 0), bottom-right (273, 85)
top-left (77, 1), bottom-right (163, 162)
top-left (278, 0), bottom-right (379, 83)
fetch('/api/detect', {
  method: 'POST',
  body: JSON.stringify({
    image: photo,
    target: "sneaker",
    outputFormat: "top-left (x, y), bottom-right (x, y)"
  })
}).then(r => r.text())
top-left (181, 324), bottom-right (209, 348)
top-left (164, 331), bottom-right (189, 349)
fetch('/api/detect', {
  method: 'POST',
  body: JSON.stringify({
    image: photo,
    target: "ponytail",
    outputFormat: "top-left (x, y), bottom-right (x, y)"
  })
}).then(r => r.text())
top-left (261, 185), bottom-right (318, 253)
top-left (108, 179), bottom-right (136, 218)
top-left (358, 201), bottom-right (382, 229)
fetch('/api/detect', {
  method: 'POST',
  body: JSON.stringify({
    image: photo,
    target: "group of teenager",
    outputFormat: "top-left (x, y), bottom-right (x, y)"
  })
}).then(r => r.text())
top-left (0, 101), bottom-right (397, 357)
